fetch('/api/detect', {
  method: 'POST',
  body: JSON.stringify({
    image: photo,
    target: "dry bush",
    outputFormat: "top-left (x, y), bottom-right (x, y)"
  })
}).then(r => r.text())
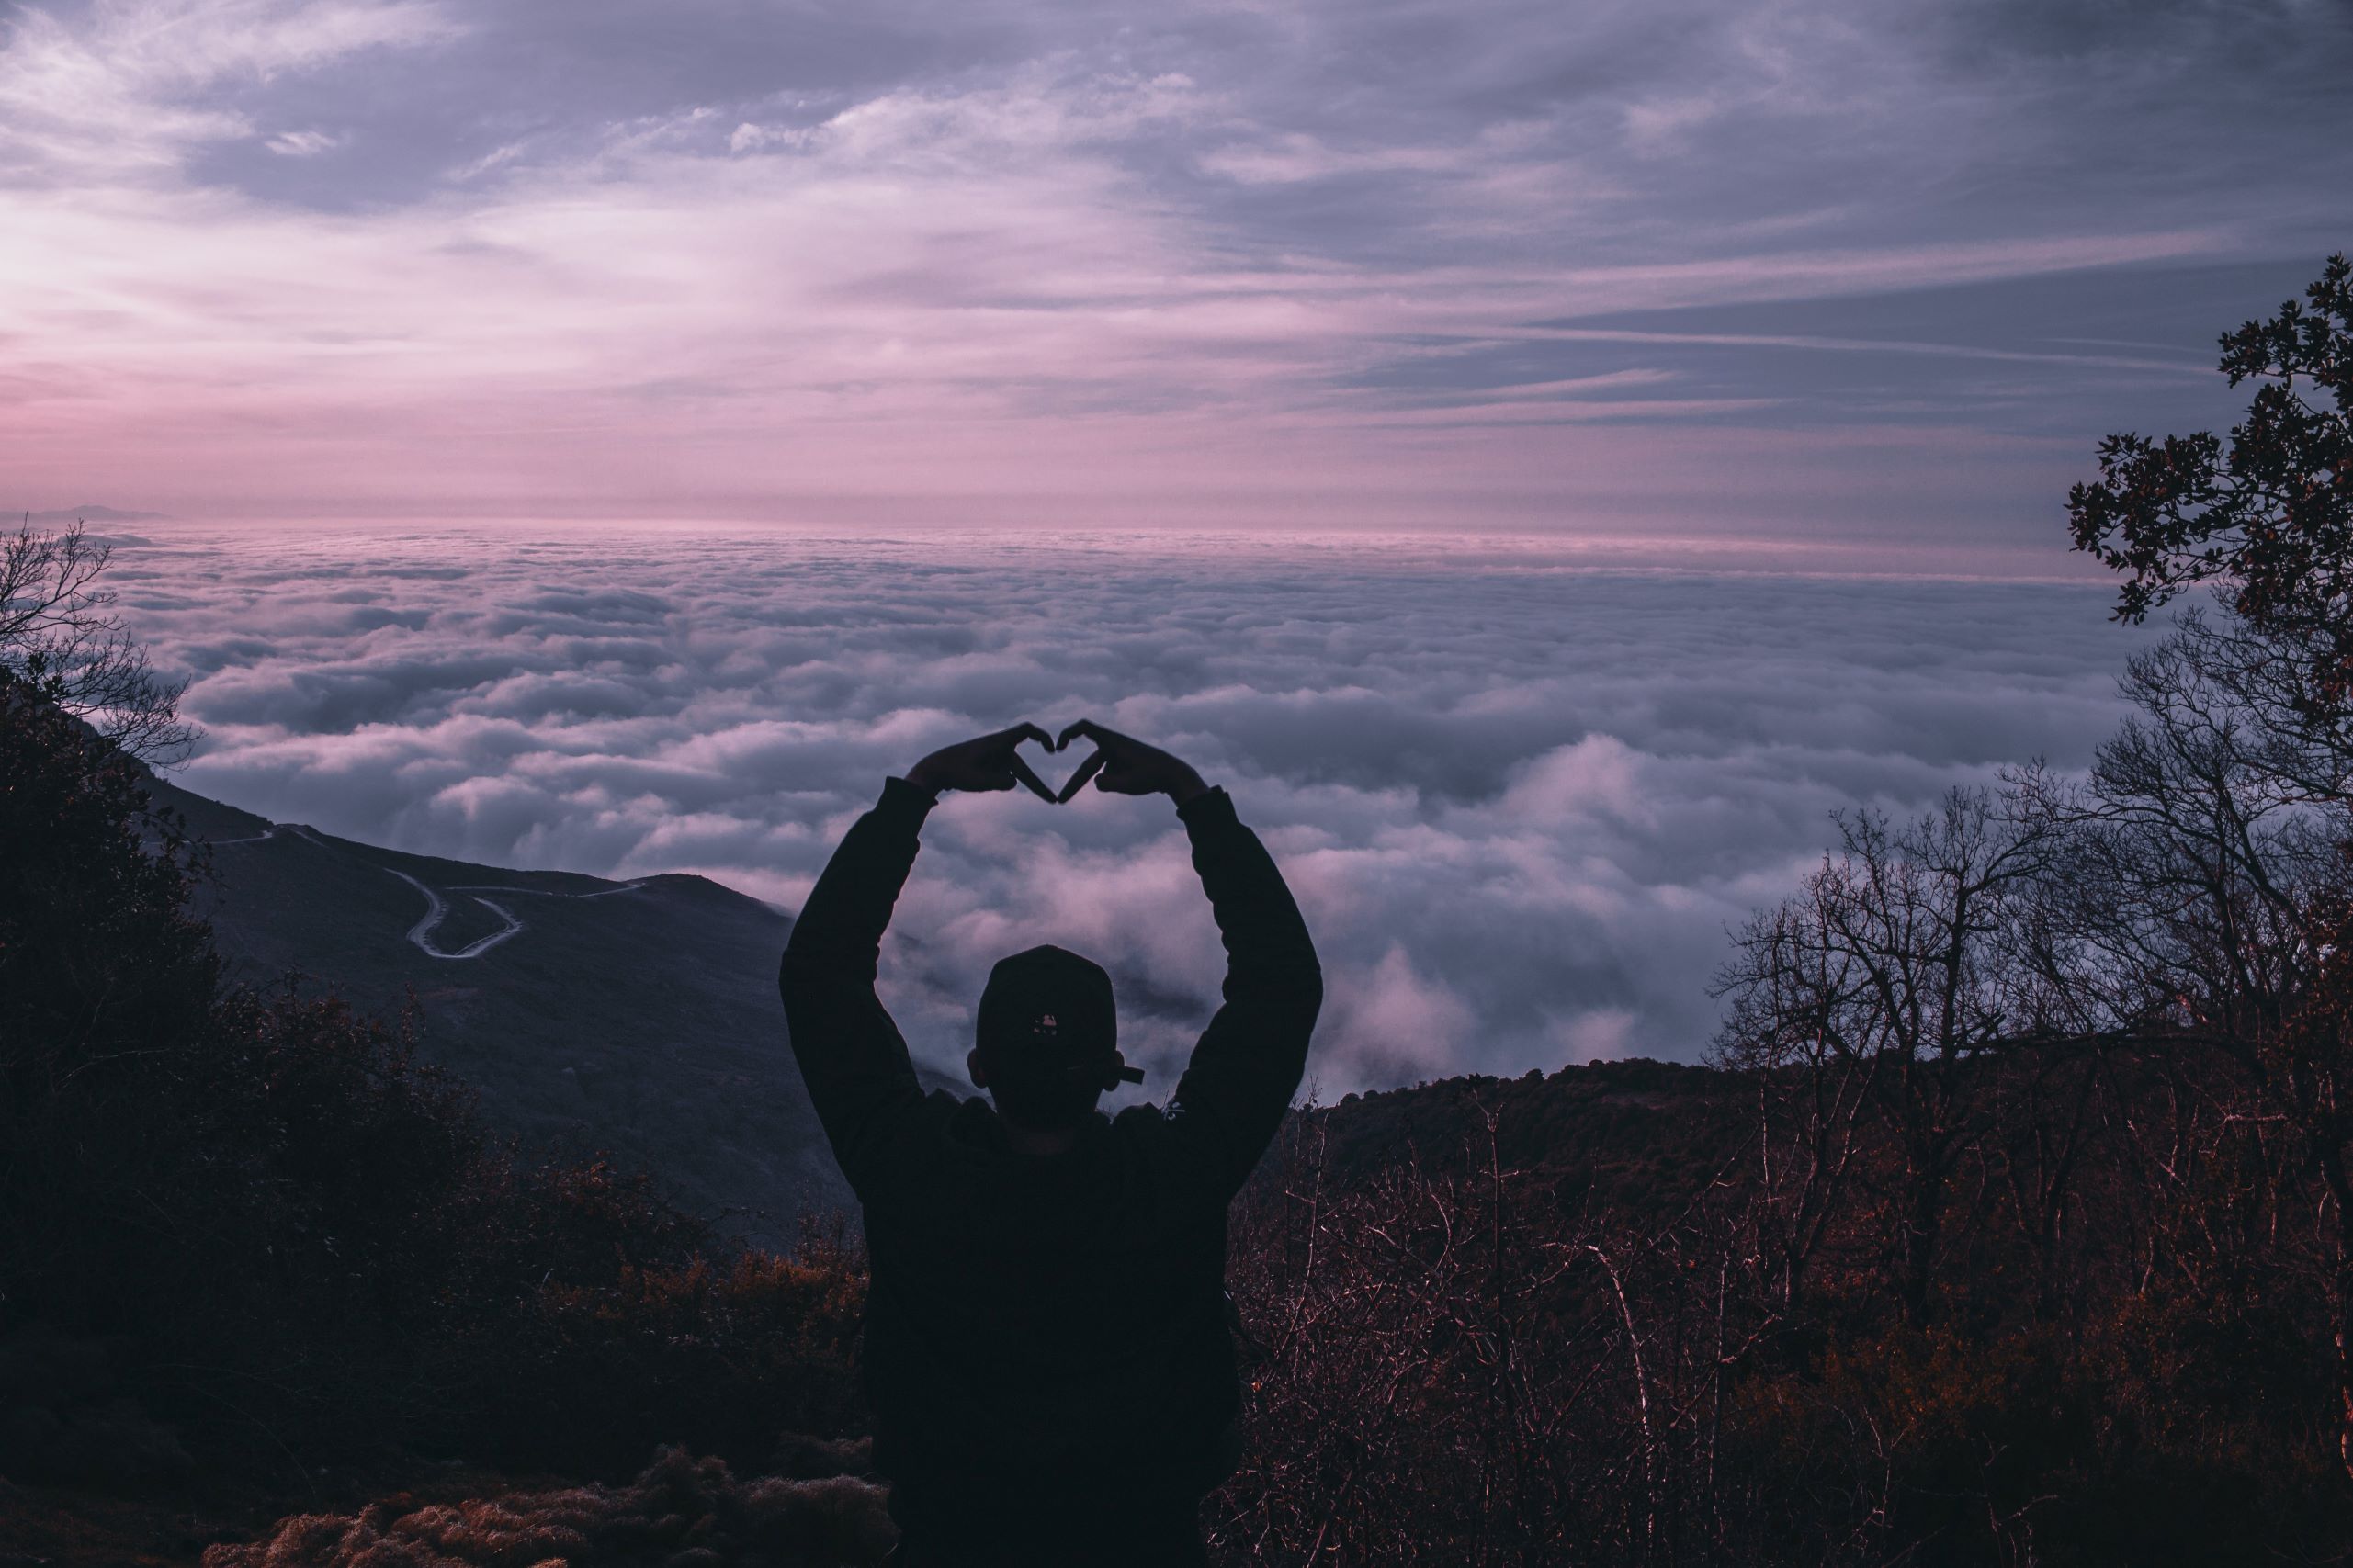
top-left (509, 1218), bottom-right (870, 1474)
top-left (1205, 1048), bottom-right (2353, 1568)
top-left (205, 1449), bottom-right (894, 1568)
top-left (1211, 1111), bottom-right (1771, 1566)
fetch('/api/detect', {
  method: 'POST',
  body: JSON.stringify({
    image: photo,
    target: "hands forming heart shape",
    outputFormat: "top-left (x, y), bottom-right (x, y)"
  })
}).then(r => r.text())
top-left (904, 719), bottom-right (1210, 807)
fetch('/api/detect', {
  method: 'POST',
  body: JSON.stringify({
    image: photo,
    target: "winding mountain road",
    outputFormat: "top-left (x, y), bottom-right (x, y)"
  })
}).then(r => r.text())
top-left (210, 818), bottom-right (644, 961)
top-left (385, 870), bottom-right (649, 960)
top-left (384, 869), bottom-right (524, 960)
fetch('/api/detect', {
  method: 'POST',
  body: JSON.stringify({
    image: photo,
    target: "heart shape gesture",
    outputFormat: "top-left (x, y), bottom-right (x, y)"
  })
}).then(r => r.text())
top-left (1051, 718), bottom-right (1210, 807)
top-left (902, 719), bottom-right (1207, 807)
top-left (903, 723), bottom-right (1061, 800)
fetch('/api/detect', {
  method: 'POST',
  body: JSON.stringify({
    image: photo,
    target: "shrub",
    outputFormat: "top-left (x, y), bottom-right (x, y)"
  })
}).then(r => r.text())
top-left (203, 1447), bottom-right (895, 1568)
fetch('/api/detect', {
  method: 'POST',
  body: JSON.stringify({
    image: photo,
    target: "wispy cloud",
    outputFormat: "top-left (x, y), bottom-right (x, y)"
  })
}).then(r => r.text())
top-left (1510, 325), bottom-right (2212, 376)
top-left (1, 0), bottom-right (2345, 532)
top-left (265, 127), bottom-right (344, 155)
top-left (0, 0), bottom-right (455, 175)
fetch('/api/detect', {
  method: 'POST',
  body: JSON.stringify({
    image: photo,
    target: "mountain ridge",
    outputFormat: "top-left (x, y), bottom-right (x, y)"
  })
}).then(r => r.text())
top-left (148, 773), bottom-right (864, 1244)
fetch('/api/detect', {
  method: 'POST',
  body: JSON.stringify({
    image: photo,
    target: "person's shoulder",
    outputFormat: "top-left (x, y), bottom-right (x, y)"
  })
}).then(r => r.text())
top-left (924, 1087), bottom-right (977, 1127)
top-left (853, 1089), bottom-right (970, 1213)
top-left (1106, 1100), bottom-right (1235, 1214)
top-left (1109, 1100), bottom-right (1176, 1137)
top-left (1112, 1099), bottom-right (1220, 1167)
top-left (857, 1087), bottom-right (964, 1164)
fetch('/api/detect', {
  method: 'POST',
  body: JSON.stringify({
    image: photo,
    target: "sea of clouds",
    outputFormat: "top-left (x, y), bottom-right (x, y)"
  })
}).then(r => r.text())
top-left (111, 524), bottom-right (2155, 1098)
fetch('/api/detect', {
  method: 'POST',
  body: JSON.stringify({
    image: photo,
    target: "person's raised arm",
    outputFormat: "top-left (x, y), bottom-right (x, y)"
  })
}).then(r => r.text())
top-left (780, 723), bottom-right (1056, 1192)
top-left (1057, 720), bottom-right (1323, 1196)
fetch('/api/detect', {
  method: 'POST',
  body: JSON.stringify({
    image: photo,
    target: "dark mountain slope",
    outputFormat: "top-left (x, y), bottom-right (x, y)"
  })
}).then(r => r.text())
top-left (147, 774), bottom-right (854, 1242)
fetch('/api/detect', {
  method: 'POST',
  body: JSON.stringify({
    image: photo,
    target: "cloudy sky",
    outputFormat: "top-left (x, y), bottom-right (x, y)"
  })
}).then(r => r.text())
top-left (5, 0), bottom-right (2348, 547)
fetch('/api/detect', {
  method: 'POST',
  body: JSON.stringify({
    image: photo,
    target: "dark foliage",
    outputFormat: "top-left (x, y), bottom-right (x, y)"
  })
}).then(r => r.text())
top-left (1211, 1048), bottom-right (2353, 1566)
top-left (2068, 254), bottom-right (2353, 721)
top-left (0, 667), bottom-right (866, 1487)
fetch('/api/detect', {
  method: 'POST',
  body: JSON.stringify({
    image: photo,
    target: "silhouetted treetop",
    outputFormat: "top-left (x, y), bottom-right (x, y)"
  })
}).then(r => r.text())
top-left (2068, 254), bottom-right (2353, 722)
top-left (0, 517), bottom-right (193, 763)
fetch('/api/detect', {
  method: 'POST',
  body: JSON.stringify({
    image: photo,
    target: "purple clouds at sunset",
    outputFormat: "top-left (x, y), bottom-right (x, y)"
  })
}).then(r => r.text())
top-left (6, 0), bottom-right (2348, 552)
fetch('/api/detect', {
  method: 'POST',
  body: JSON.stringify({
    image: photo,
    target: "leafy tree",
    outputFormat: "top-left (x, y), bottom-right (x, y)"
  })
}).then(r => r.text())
top-left (2067, 254), bottom-right (2352, 742)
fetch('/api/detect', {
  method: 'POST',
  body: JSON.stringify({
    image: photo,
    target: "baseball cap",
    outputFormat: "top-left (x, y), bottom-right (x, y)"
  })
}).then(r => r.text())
top-left (975, 944), bottom-right (1145, 1091)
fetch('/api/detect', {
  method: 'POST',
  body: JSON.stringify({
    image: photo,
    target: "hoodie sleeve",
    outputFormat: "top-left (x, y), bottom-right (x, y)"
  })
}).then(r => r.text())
top-left (779, 775), bottom-right (937, 1198)
top-left (1164, 787), bottom-right (1324, 1199)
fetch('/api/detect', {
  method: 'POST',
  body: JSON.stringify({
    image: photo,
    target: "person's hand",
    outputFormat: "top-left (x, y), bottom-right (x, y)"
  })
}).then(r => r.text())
top-left (904, 724), bottom-right (1058, 801)
top-left (1054, 719), bottom-right (1209, 807)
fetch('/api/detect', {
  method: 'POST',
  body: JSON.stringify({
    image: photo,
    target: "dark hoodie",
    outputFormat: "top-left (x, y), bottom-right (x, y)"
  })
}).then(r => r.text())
top-left (778, 778), bottom-right (1322, 1561)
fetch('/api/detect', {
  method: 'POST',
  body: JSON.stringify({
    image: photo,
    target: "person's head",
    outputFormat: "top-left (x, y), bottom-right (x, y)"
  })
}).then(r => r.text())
top-left (967, 944), bottom-right (1143, 1132)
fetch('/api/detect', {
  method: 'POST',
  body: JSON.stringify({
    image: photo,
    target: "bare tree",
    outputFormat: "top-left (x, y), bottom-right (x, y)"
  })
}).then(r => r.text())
top-left (1712, 893), bottom-right (1879, 1311)
top-left (2276, 898), bottom-right (2353, 1480)
top-left (2005, 609), bottom-right (2353, 1474)
top-left (0, 517), bottom-right (194, 763)
top-left (1714, 788), bottom-right (2066, 1325)
top-left (1211, 1106), bottom-right (1777, 1566)
top-left (2029, 628), bottom-right (2333, 1044)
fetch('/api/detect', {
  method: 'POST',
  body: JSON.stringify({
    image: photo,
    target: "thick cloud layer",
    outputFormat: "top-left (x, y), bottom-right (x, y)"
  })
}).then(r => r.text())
top-left (116, 524), bottom-right (2154, 1097)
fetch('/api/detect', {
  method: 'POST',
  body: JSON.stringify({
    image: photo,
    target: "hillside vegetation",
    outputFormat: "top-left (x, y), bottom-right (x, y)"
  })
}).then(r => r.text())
top-left (143, 766), bottom-right (863, 1244)
top-left (0, 667), bottom-right (870, 1490)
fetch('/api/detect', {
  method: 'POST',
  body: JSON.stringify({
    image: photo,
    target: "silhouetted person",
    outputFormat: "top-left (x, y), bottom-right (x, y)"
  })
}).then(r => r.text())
top-left (779, 719), bottom-right (1323, 1567)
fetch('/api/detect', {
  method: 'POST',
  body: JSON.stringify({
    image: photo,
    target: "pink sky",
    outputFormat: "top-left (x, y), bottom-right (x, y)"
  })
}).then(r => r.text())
top-left (4, 0), bottom-right (2345, 557)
